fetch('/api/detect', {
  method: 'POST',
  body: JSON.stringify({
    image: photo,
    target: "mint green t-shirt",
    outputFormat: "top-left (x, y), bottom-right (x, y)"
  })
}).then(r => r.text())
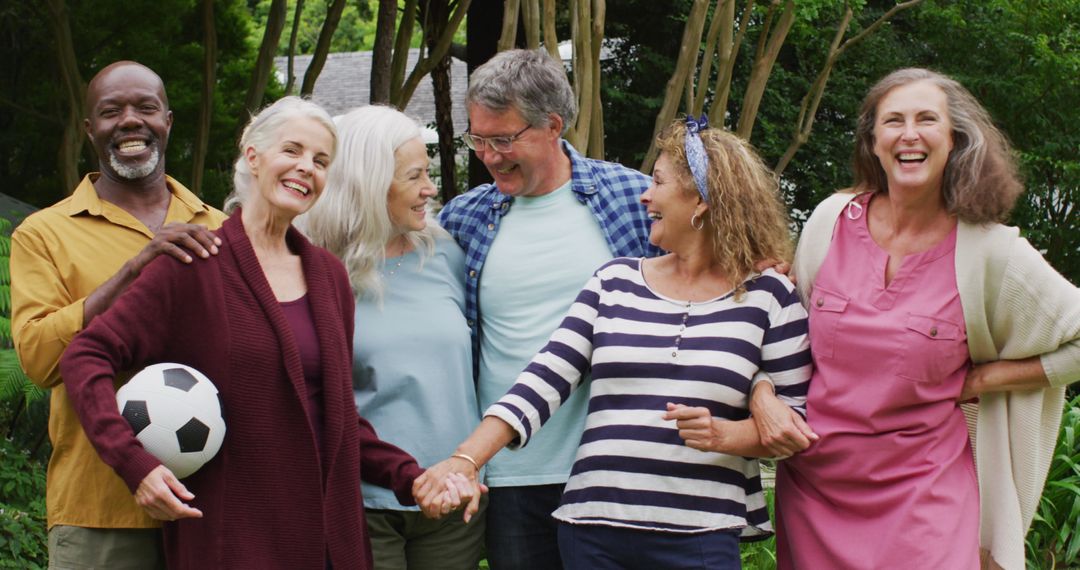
top-left (478, 181), bottom-right (613, 486)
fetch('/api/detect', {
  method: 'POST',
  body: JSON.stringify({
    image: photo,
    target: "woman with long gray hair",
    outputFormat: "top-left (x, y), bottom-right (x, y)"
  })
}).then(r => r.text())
top-left (299, 105), bottom-right (485, 569)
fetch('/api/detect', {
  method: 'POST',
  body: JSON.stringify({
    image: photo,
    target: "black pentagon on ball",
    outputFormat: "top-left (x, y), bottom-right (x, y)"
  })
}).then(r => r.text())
top-left (163, 367), bottom-right (200, 391)
top-left (176, 417), bottom-right (210, 453)
top-left (122, 400), bottom-right (151, 435)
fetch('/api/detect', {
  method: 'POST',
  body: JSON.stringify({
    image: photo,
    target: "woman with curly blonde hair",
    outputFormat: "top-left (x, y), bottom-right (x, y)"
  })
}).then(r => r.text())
top-left (753, 68), bottom-right (1080, 569)
top-left (416, 116), bottom-right (812, 569)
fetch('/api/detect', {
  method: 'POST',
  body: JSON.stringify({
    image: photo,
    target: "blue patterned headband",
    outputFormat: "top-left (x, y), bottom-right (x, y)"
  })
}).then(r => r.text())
top-left (684, 114), bottom-right (710, 203)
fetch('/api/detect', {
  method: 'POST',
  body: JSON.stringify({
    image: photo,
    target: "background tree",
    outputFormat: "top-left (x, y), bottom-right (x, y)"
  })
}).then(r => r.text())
top-left (299, 0), bottom-right (348, 96)
top-left (243, 0), bottom-right (287, 120)
top-left (496, 0), bottom-right (607, 158)
top-left (640, 0), bottom-right (923, 173)
top-left (0, 0), bottom-right (260, 209)
top-left (190, 0), bottom-right (218, 195)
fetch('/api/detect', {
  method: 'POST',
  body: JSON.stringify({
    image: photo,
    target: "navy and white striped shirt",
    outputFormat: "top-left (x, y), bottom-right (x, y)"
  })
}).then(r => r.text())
top-left (486, 258), bottom-right (812, 537)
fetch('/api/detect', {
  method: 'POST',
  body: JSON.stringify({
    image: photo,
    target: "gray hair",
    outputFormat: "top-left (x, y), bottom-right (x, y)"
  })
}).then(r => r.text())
top-left (853, 68), bottom-right (1022, 224)
top-left (466, 49), bottom-right (577, 135)
top-left (225, 96), bottom-right (337, 214)
top-left (296, 105), bottom-right (447, 301)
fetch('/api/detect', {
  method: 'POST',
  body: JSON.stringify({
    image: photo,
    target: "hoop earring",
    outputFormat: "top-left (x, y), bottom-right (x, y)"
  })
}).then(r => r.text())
top-left (690, 212), bottom-right (704, 231)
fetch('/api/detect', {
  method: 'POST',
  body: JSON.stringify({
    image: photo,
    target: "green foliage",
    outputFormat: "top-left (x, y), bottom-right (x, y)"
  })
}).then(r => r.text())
top-left (0, 214), bottom-right (49, 567)
top-left (0, 437), bottom-right (48, 569)
top-left (905, 0), bottom-right (1080, 283)
top-left (741, 487), bottom-right (778, 570)
top-left (249, 0), bottom-right (382, 55)
top-left (0, 427), bottom-right (46, 570)
top-left (1026, 395), bottom-right (1080, 569)
top-left (0, 217), bottom-right (47, 410)
top-left (600, 1), bottom-right (1080, 285)
top-left (0, 0), bottom-right (258, 210)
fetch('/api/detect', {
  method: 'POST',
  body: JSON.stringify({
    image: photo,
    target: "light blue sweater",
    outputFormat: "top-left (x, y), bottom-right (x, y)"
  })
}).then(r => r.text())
top-left (354, 238), bottom-right (480, 509)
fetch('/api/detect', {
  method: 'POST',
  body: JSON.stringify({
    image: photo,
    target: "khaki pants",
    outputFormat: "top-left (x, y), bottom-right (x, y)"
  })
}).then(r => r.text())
top-left (48, 526), bottom-right (165, 570)
top-left (365, 497), bottom-right (487, 570)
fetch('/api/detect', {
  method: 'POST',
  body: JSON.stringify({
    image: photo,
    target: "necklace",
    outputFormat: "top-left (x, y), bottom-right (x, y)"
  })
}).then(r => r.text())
top-left (384, 256), bottom-right (405, 276)
top-left (383, 236), bottom-right (409, 276)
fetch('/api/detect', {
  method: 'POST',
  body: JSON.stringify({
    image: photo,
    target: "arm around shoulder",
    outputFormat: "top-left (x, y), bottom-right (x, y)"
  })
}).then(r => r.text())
top-left (58, 255), bottom-right (191, 491)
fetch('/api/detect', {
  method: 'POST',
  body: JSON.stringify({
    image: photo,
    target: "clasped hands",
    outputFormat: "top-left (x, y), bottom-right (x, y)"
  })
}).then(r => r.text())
top-left (412, 455), bottom-right (487, 523)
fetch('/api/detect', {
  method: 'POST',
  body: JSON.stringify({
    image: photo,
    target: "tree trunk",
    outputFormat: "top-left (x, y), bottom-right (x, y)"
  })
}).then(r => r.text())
top-left (497, 0), bottom-right (521, 52)
top-left (566, 0), bottom-right (591, 150)
top-left (426, 0), bottom-right (459, 204)
top-left (390, 0), bottom-right (419, 104)
top-left (692, 0), bottom-right (730, 116)
top-left (709, 0), bottom-right (753, 124)
top-left (191, 0), bottom-right (217, 197)
top-left (640, 0), bottom-right (709, 172)
top-left (243, 0), bottom-right (286, 119)
top-left (735, 0), bottom-right (795, 140)
top-left (541, 0), bottom-right (559, 59)
top-left (584, 0), bottom-right (606, 158)
top-left (774, 0), bottom-right (925, 176)
top-left (44, 0), bottom-right (85, 193)
top-left (394, 0), bottom-right (471, 109)
top-left (521, 0), bottom-right (540, 49)
top-left (370, 0), bottom-right (397, 104)
top-left (466, 0), bottom-right (501, 188)
top-left (285, 0), bottom-right (306, 95)
top-left (300, 0), bottom-right (348, 97)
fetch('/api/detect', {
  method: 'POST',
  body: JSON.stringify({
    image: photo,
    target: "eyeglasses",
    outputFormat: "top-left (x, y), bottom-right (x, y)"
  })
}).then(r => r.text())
top-left (462, 125), bottom-right (531, 153)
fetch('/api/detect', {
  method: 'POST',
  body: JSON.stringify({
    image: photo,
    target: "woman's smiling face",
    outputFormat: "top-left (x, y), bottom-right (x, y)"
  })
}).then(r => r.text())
top-left (872, 80), bottom-right (954, 197)
top-left (387, 136), bottom-right (436, 234)
top-left (246, 116), bottom-right (334, 220)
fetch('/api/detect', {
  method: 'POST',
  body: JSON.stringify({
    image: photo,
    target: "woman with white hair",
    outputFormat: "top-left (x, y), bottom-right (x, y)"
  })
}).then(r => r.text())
top-left (300, 105), bottom-right (485, 569)
top-left (61, 97), bottom-right (430, 569)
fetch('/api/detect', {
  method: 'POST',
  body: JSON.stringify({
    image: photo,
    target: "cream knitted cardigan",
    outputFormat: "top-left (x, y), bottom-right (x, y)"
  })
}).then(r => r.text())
top-left (792, 192), bottom-right (1080, 570)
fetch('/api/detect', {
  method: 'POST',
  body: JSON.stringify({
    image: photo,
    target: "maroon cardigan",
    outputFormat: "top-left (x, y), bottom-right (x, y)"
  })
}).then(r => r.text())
top-left (60, 213), bottom-right (423, 569)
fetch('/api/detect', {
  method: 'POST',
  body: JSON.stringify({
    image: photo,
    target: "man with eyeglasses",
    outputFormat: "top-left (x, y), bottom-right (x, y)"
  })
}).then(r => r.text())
top-left (437, 48), bottom-right (660, 570)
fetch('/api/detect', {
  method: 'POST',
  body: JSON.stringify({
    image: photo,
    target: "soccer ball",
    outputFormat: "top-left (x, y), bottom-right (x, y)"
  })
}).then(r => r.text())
top-left (116, 363), bottom-right (226, 479)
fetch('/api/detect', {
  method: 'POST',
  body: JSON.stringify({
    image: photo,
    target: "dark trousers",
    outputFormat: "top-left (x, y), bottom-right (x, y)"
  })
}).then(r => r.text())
top-left (557, 522), bottom-right (742, 570)
top-left (485, 484), bottom-right (565, 570)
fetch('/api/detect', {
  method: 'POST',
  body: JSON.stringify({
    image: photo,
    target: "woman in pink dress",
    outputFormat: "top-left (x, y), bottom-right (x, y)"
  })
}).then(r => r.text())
top-left (750, 68), bottom-right (1080, 569)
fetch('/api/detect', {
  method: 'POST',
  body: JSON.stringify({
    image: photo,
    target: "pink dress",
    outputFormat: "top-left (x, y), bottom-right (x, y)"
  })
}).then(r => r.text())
top-left (776, 194), bottom-right (979, 569)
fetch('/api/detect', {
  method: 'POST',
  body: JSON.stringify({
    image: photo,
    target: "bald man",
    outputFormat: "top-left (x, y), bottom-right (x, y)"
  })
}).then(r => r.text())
top-left (11, 61), bottom-right (226, 569)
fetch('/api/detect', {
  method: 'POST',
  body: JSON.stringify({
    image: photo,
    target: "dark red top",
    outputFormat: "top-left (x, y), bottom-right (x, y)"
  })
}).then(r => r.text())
top-left (281, 294), bottom-right (325, 453)
top-left (60, 212), bottom-right (422, 569)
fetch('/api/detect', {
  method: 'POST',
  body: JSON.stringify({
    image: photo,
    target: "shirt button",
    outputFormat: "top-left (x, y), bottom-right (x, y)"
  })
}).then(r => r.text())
top-left (469, 270), bottom-right (477, 278)
top-left (816, 298), bottom-right (824, 307)
top-left (467, 319), bottom-right (475, 327)
top-left (487, 223), bottom-right (495, 230)
top-left (671, 351), bottom-right (677, 357)
top-left (929, 327), bottom-right (938, 337)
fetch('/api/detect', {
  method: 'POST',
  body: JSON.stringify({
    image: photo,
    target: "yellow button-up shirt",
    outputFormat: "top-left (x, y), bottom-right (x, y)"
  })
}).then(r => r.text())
top-left (11, 173), bottom-right (226, 529)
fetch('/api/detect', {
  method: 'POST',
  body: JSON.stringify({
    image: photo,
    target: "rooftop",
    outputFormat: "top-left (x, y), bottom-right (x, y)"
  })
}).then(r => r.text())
top-left (274, 49), bottom-right (468, 135)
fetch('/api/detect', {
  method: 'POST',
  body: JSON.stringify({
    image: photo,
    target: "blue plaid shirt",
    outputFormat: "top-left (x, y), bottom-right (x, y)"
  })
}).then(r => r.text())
top-left (439, 141), bottom-right (661, 370)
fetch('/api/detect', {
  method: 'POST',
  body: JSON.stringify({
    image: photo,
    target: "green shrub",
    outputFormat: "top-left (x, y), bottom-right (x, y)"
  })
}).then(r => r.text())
top-left (0, 436), bottom-right (47, 569)
top-left (1026, 394), bottom-right (1080, 569)
top-left (0, 215), bottom-right (49, 567)
top-left (741, 486), bottom-right (777, 570)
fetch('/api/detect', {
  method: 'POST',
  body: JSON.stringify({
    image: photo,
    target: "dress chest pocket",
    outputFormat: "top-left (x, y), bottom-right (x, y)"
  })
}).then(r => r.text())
top-left (808, 286), bottom-right (849, 360)
top-left (896, 313), bottom-right (968, 383)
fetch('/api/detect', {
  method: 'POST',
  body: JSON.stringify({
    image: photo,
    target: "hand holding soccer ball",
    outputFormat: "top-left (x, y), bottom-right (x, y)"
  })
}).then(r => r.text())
top-left (116, 363), bottom-right (226, 478)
